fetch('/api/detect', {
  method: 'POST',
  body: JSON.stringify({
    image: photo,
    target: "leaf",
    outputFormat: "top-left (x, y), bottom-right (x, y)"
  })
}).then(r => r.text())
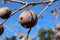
top-left (10, 36), bottom-right (16, 40)
top-left (38, 29), bottom-right (46, 38)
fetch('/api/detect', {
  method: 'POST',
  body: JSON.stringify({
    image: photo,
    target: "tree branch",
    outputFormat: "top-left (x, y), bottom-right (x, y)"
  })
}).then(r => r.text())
top-left (37, 1), bottom-right (54, 18)
top-left (10, 1), bottom-right (50, 5)
top-left (28, 1), bottom-right (50, 5)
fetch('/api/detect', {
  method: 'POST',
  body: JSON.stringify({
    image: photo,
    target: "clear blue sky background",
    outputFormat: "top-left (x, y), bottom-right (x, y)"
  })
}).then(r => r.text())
top-left (0, 0), bottom-right (60, 40)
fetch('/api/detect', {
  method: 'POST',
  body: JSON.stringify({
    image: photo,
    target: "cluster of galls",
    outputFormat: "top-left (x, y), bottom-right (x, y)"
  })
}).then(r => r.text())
top-left (0, 6), bottom-right (38, 36)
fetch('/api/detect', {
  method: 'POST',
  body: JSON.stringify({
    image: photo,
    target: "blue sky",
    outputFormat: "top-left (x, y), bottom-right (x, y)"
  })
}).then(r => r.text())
top-left (0, 0), bottom-right (60, 40)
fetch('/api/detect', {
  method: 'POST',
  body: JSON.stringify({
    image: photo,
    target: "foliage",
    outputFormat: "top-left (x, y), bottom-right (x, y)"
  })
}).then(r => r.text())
top-left (5, 36), bottom-right (16, 40)
top-left (38, 29), bottom-right (54, 40)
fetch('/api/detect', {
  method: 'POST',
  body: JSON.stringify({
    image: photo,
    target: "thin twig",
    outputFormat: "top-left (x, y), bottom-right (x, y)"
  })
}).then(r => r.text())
top-left (37, 1), bottom-right (54, 18)
top-left (10, 1), bottom-right (26, 5)
top-left (26, 28), bottom-right (32, 40)
top-left (0, 19), bottom-right (7, 25)
top-left (28, 1), bottom-right (50, 5)
top-left (11, 2), bottom-right (28, 16)
top-left (10, 1), bottom-right (50, 5)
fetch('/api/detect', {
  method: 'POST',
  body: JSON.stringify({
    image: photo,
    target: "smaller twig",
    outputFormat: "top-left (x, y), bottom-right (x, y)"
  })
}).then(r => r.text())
top-left (0, 19), bottom-right (7, 25)
top-left (26, 28), bottom-right (32, 40)
top-left (37, 1), bottom-right (54, 18)
top-left (28, 1), bottom-right (50, 5)
top-left (9, 1), bottom-right (26, 5)
top-left (11, 2), bottom-right (28, 16)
